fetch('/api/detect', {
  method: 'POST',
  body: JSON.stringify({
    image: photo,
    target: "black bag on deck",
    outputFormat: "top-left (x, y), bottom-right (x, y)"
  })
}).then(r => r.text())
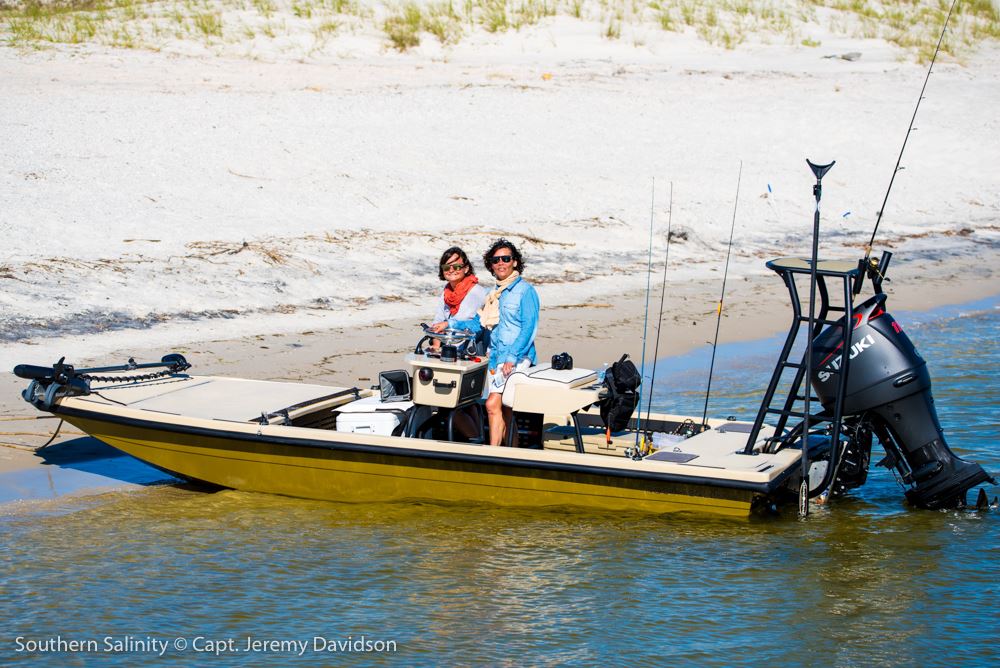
top-left (600, 354), bottom-right (641, 433)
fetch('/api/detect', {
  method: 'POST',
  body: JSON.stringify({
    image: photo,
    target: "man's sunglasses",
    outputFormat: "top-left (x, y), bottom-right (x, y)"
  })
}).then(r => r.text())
top-left (441, 263), bottom-right (466, 272)
top-left (489, 255), bottom-right (513, 265)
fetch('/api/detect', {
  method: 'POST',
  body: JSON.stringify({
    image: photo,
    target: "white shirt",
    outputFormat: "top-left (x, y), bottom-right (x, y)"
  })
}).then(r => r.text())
top-left (433, 283), bottom-right (489, 328)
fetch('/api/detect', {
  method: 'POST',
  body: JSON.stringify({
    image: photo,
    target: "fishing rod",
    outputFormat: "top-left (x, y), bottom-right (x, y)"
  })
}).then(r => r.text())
top-left (701, 162), bottom-right (742, 428)
top-left (860, 0), bottom-right (959, 290)
top-left (644, 182), bottom-right (674, 431)
top-left (635, 178), bottom-right (656, 446)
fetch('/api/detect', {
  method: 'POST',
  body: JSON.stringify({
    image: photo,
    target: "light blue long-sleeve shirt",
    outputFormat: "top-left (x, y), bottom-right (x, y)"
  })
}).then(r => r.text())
top-left (488, 277), bottom-right (539, 371)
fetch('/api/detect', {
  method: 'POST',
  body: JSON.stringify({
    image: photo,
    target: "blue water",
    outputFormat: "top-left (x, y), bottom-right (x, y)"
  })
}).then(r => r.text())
top-left (1, 303), bottom-right (997, 666)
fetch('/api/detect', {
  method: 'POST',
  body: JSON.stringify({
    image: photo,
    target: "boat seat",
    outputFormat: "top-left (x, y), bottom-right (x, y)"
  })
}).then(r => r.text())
top-left (501, 363), bottom-right (600, 413)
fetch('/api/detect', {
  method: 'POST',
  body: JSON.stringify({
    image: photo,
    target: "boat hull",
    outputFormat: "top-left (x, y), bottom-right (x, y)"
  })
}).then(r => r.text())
top-left (65, 414), bottom-right (760, 517)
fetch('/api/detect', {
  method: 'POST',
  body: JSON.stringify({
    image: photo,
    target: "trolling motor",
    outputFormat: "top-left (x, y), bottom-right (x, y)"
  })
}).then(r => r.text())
top-left (810, 289), bottom-right (995, 509)
top-left (15, 354), bottom-right (191, 410)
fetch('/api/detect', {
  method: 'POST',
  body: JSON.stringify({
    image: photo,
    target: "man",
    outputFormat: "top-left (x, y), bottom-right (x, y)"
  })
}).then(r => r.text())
top-left (478, 238), bottom-right (539, 446)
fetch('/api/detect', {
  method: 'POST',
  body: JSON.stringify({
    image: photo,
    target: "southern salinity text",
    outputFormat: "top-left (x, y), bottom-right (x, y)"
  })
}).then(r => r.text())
top-left (13, 635), bottom-right (398, 657)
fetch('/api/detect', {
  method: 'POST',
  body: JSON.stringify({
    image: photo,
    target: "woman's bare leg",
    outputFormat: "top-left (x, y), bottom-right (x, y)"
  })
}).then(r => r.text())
top-left (486, 392), bottom-right (505, 446)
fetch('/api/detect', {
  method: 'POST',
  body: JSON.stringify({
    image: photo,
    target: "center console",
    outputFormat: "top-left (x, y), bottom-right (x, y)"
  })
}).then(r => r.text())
top-left (405, 353), bottom-right (488, 409)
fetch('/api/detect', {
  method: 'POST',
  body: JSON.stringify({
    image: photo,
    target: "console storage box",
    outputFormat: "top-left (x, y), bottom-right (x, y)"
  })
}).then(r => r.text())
top-left (405, 354), bottom-right (488, 409)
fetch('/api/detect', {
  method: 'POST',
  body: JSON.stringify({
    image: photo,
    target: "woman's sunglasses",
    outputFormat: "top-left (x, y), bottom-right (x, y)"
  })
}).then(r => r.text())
top-left (489, 255), bottom-right (513, 265)
top-left (441, 263), bottom-right (466, 272)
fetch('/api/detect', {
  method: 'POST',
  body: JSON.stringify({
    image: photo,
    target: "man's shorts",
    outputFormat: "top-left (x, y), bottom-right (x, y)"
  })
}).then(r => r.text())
top-left (485, 358), bottom-right (532, 397)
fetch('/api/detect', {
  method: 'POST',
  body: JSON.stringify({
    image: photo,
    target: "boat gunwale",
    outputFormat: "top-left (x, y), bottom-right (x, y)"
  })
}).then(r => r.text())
top-left (51, 401), bottom-right (800, 496)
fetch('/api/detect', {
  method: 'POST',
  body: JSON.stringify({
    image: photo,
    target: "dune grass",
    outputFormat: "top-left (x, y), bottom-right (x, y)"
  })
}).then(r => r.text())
top-left (0, 0), bottom-right (375, 50)
top-left (382, 1), bottom-right (465, 50)
top-left (1, 0), bottom-right (997, 58)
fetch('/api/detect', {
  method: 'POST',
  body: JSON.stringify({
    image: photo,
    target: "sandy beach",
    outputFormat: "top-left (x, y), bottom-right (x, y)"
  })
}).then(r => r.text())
top-left (1, 2), bottom-right (998, 489)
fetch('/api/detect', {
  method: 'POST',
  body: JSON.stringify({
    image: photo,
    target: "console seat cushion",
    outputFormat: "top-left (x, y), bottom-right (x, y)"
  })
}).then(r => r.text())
top-left (501, 363), bottom-right (597, 409)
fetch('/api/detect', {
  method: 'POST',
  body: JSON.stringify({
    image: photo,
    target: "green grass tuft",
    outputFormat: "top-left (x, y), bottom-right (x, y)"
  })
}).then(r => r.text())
top-left (383, 2), bottom-right (423, 50)
top-left (193, 11), bottom-right (222, 37)
top-left (604, 17), bottom-right (619, 39)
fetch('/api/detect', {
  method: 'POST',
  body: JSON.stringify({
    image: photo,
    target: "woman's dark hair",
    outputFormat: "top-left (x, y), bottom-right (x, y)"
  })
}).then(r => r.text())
top-left (437, 246), bottom-right (476, 281)
top-left (483, 238), bottom-right (524, 276)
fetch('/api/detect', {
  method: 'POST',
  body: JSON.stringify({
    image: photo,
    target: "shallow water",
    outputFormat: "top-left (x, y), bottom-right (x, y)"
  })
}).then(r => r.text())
top-left (2, 304), bottom-right (998, 666)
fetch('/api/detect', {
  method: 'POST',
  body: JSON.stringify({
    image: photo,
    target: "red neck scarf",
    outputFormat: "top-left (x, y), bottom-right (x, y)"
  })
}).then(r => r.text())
top-left (443, 274), bottom-right (479, 316)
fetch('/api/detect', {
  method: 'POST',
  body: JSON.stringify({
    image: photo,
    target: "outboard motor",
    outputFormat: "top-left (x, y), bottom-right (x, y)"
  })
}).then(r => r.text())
top-left (810, 294), bottom-right (994, 509)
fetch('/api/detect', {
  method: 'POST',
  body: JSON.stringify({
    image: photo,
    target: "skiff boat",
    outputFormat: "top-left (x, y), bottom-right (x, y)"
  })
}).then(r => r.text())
top-left (14, 347), bottom-right (795, 517)
top-left (13, 170), bottom-right (994, 517)
top-left (13, 252), bottom-right (994, 517)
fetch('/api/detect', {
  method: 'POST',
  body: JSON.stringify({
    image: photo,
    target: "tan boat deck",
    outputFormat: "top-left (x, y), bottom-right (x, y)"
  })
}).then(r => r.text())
top-left (77, 374), bottom-right (368, 422)
top-left (66, 374), bottom-right (798, 488)
top-left (542, 412), bottom-right (787, 472)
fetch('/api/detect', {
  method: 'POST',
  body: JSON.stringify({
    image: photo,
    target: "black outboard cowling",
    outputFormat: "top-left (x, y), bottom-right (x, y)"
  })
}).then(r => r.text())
top-left (810, 294), bottom-right (994, 509)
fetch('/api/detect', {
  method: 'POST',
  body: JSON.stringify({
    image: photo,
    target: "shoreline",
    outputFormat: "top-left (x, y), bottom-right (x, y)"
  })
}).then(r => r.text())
top-left (4, 238), bottom-right (998, 373)
top-left (2, 252), bottom-right (997, 499)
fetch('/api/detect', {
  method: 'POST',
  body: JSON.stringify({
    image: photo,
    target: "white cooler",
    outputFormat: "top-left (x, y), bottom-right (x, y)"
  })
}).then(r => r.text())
top-left (334, 396), bottom-right (413, 436)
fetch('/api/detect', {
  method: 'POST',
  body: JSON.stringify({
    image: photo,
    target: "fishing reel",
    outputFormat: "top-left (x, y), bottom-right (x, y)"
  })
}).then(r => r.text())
top-left (852, 251), bottom-right (893, 296)
top-left (623, 440), bottom-right (648, 461)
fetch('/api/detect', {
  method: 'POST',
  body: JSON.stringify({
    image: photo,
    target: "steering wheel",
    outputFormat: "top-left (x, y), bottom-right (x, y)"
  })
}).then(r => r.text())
top-left (415, 323), bottom-right (478, 355)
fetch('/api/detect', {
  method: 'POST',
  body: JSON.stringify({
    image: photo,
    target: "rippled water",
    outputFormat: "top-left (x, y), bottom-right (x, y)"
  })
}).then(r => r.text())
top-left (2, 304), bottom-right (998, 666)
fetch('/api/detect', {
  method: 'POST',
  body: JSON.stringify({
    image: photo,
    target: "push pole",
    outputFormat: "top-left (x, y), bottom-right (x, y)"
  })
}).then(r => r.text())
top-left (801, 159), bottom-right (835, 518)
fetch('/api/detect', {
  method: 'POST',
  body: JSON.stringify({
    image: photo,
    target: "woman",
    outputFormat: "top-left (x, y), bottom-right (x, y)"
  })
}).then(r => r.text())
top-left (429, 246), bottom-right (488, 335)
top-left (479, 238), bottom-right (539, 446)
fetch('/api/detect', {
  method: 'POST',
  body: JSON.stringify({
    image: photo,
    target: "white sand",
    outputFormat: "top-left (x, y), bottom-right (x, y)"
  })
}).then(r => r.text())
top-left (2, 15), bottom-right (999, 371)
top-left (1, 15), bottom-right (997, 382)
